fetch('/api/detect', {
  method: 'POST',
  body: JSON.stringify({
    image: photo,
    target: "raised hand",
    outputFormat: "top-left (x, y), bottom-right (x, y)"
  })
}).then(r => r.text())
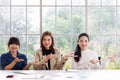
top-left (47, 53), bottom-right (59, 59)
top-left (90, 59), bottom-right (99, 64)
top-left (108, 54), bottom-right (116, 60)
top-left (29, 61), bottom-right (37, 65)
top-left (65, 52), bottom-right (78, 58)
top-left (14, 57), bottom-right (24, 62)
top-left (62, 52), bottom-right (78, 61)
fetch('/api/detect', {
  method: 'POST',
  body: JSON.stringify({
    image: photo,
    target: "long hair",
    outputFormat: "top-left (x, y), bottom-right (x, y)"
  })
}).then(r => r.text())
top-left (74, 33), bottom-right (89, 62)
top-left (40, 31), bottom-right (55, 54)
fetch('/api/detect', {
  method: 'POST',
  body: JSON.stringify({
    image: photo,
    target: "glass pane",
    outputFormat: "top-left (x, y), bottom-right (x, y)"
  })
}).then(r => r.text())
top-left (0, 35), bottom-right (10, 55)
top-left (118, 0), bottom-right (120, 5)
top-left (27, 35), bottom-right (40, 60)
top-left (42, 7), bottom-right (55, 33)
top-left (11, 7), bottom-right (26, 34)
top-left (102, 35), bottom-right (117, 69)
top-left (27, 7), bottom-right (40, 34)
top-left (87, 7), bottom-right (101, 34)
top-left (42, 0), bottom-right (55, 5)
top-left (72, 0), bottom-right (85, 5)
top-left (0, 0), bottom-right (10, 5)
top-left (102, 0), bottom-right (116, 5)
top-left (117, 7), bottom-right (120, 34)
top-left (56, 35), bottom-right (71, 55)
top-left (57, 0), bottom-right (71, 5)
top-left (101, 7), bottom-right (116, 34)
top-left (102, 36), bottom-right (116, 57)
top-left (0, 7), bottom-right (10, 34)
top-left (116, 36), bottom-right (120, 57)
top-left (11, 35), bottom-right (27, 54)
top-left (56, 7), bottom-right (71, 34)
top-left (71, 34), bottom-right (78, 51)
top-left (27, 0), bottom-right (40, 5)
top-left (72, 7), bottom-right (85, 34)
top-left (88, 0), bottom-right (100, 5)
top-left (89, 34), bottom-right (101, 55)
top-left (12, 0), bottom-right (26, 5)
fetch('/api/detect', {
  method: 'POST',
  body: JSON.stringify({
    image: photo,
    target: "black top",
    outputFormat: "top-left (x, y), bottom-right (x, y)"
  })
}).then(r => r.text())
top-left (42, 50), bottom-right (52, 70)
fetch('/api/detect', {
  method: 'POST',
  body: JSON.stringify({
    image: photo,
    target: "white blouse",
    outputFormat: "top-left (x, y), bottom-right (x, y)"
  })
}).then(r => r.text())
top-left (71, 49), bottom-right (100, 70)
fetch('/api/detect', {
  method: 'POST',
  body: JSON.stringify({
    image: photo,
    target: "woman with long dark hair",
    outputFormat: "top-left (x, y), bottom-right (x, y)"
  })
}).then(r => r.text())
top-left (33, 31), bottom-right (72, 70)
top-left (71, 33), bottom-right (100, 69)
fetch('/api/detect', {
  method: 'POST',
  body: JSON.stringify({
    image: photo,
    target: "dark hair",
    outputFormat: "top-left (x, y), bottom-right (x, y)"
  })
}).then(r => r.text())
top-left (40, 31), bottom-right (55, 54)
top-left (74, 33), bottom-right (89, 62)
top-left (8, 37), bottom-right (20, 47)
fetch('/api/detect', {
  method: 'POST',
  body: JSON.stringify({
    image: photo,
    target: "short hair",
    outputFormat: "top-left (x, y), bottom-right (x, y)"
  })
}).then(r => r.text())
top-left (8, 37), bottom-right (20, 47)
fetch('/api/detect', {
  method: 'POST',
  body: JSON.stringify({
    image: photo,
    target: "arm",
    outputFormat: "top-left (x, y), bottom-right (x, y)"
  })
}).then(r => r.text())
top-left (55, 50), bottom-right (68, 70)
top-left (100, 54), bottom-right (116, 69)
top-left (5, 58), bottom-right (24, 70)
top-left (33, 51), bottom-right (50, 70)
top-left (23, 63), bottom-right (32, 70)
top-left (90, 52), bottom-right (100, 69)
top-left (70, 58), bottom-right (78, 69)
top-left (55, 51), bottom-right (78, 70)
top-left (5, 60), bottom-right (17, 70)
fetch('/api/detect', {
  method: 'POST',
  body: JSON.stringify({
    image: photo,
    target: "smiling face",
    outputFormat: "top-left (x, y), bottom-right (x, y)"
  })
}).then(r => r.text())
top-left (41, 31), bottom-right (54, 50)
top-left (9, 44), bottom-right (19, 53)
top-left (42, 35), bottom-right (52, 50)
top-left (78, 36), bottom-right (89, 51)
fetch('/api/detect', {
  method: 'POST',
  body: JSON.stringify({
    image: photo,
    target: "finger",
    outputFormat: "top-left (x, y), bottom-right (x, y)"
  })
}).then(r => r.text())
top-left (73, 55), bottom-right (78, 57)
top-left (15, 57), bottom-right (19, 60)
top-left (19, 59), bottom-right (24, 61)
top-left (67, 55), bottom-right (78, 57)
top-left (30, 62), bottom-right (37, 65)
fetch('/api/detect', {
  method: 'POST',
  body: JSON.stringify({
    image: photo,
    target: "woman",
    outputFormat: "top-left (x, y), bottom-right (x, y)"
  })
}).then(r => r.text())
top-left (1, 37), bottom-right (33, 70)
top-left (33, 31), bottom-right (71, 70)
top-left (71, 33), bottom-right (100, 70)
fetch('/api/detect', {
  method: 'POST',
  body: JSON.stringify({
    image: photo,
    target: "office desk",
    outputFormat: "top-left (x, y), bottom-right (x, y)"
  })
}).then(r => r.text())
top-left (0, 70), bottom-right (119, 80)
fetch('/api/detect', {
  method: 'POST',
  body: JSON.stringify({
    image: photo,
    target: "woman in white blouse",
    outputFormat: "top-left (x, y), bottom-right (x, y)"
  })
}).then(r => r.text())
top-left (70, 33), bottom-right (100, 70)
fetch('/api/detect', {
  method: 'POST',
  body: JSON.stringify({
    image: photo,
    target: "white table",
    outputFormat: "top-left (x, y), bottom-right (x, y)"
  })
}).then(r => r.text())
top-left (0, 70), bottom-right (120, 80)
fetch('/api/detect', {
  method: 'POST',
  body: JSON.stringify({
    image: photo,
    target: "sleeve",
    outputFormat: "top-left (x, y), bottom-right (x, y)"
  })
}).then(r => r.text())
top-left (71, 58), bottom-right (92, 70)
top-left (90, 52), bottom-right (100, 69)
top-left (55, 49), bottom-right (68, 70)
top-left (54, 50), bottom-right (62, 69)
top-left (22, 55), bottom-right (27, 69)
top-left (33, 51), bottom-right (47, 70)
top-left (70, 58), bottom-right (77, 69)
top-left (1, 54), bottom-right (7, 70)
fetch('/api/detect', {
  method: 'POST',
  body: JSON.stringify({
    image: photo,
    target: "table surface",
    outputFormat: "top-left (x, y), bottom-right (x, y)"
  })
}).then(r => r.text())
top-left (0, 70), bottom-right (120, 80)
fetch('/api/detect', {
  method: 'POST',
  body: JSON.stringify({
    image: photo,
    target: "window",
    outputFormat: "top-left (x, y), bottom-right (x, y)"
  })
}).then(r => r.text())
top-left (0, 0), bottom-right (119, 69)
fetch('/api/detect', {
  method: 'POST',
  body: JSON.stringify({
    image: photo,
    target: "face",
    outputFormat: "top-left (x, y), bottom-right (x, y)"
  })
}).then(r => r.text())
top-left (42, 35), bottom-right (52, 49)
top-left (78, 36), bottom-right (89, 50)
top-left (9, 44), bottom-right (19, 53)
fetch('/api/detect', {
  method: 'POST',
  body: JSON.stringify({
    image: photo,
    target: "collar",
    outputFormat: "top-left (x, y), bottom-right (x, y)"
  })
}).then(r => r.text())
top-left (7, 51), bottom-right (21, 58)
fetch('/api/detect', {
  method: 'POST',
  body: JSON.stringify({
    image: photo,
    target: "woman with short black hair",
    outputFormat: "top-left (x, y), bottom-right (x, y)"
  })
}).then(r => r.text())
top-left (1, 37), bottom-right (33, 70)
